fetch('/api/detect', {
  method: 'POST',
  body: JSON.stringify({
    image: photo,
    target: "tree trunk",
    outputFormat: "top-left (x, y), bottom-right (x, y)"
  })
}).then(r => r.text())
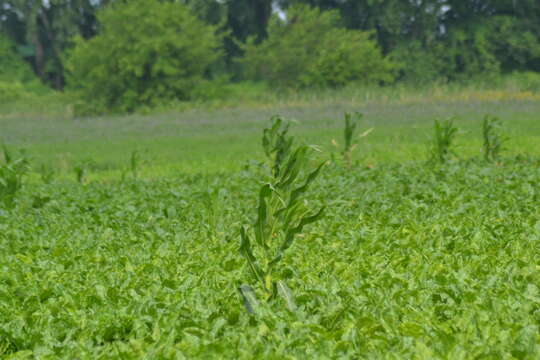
top-left (32, 30), bottom-right (45, 80)
top-left (252, 0), bottom-right (272, 40)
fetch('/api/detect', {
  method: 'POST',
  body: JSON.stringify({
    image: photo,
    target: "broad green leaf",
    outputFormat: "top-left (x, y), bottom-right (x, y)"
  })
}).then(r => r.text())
top-left (238, 284), bottom-right (259, 315)
top-left (277, 280), bottom-right (297, 312)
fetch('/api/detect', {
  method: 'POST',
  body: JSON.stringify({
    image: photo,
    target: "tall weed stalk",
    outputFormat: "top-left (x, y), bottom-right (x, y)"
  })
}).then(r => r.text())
top-left (38, 163), bottom-right (56, 184)
top-left (74, 164), bottom-right (86, 184)
top-left (0, 145), bottom-right (29, 208)
top-left (239, 116), bottom-right (325, 312)
top-left (342, 112), bottom-right (361, 167)
top-left (332, 112), bottom-right (372, 167)
top-left (130, 150), bottom-right (140, 179)
top-left (482, 115), bottom-right (506, 162)
top-left (430, 118), bottom-right (458, 164)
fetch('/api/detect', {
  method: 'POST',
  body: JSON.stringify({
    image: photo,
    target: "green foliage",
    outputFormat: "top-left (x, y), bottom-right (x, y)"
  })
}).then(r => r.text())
top-left (343, 113), bottom-right (357, 153)
top-left (331, 112), bottom-right (372, 167)
top-left (443, 22), bottom-right (501, 81)
top-left (240, 116), bottom-right (325, 306)
top-left (482, 115), bottom-right (506, 162)
top-left (0, 100), bottom-right (540, 356)
top-left (262, 116), bottom-right (294, 178)
top-left (0, 81), bottom-right (30, 105)
top-left (395, 27), bottom-right (501, 84)
top-left (397, 15), bottom-right (540, 84)
top-left (38, 163), bottom-right (56, 185)
top-left (0, 0), bottom-right (105, 88)
top-left (0, 35), bottom-right (38, 85)
top-left (129, 150), bottom-right (140, 180)
top-left (240, 5), bottom-right (396, 89)
top-left (0, 35), bottom-right (50, 104)
top-left (501, 71), bottom-right (540, 92)
top-left (0, 156), bottom-right (539, 357)
top-left (74, 163), bottom-right (86, 184)
top-left (65, 0), bottom-right (224, 114)
top-left (2, 0), bottom-right (540, 98)
top-left (0, 145), bottom-right (29, 208)
top-left (342, 112), bottom-right (361, 167)
top-left (430, 118), bottom-right (458, 164)
top-left (478, 16), bottom-right (540, 73)
top-left (391, 41), bottom-right (451, 85)
top-left (120, 150), bottom-right (148, 182)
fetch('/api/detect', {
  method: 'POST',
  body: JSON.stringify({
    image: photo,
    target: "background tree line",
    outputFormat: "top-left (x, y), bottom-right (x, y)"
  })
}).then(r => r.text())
top-left (1, 0), bottom-right (540, 113)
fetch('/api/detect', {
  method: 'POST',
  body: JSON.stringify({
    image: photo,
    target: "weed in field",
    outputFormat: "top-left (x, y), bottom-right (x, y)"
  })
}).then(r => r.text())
top-left (130, 150), bottom-right (140, 179)
top-left (38, 163), bottom-right (56, 184)
top-left (331, 112), bottom-right (372, 167)
top-left (198, 182), bottom-right (227, 242)
top-left (0, 145), bottom-right (28, 208)
top-left (482, 115), bottom-right (507, 162)
top-left (74, 163), bottom-right (86, 184)
top-left (120, 149), bottom-right (149, 181)
top-left (342, 112), bottom-right (361, 167)
top-left (239, 116), bottom-right (325, 312)
top-left (430, 118), bottom-right (458, 163)
top-left (262, 115), bottom-right (294, 178)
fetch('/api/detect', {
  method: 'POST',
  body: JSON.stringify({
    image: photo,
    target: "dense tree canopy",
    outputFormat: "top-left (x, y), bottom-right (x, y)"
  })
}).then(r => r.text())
top-left (65, 0), bottom-right (223, 113)
top-left (0, 0), bottom-right (539, 103)
top-left (0, 0), bottom-right (107, 88)
top-left (240, 5), bottom-right (395, 88)
top-left (0, 33), bottom-right (49, 103)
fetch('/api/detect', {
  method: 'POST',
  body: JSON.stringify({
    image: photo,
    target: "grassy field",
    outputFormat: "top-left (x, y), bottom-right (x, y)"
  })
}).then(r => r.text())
top-left (1, 94), bottom-right (540, 358)
top-left (2, 96), bottom-right (540, 178)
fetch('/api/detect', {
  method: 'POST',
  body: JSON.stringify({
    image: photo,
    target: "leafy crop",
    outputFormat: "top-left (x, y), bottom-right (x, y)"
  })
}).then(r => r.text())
top-left (0, 113), bottom-right (539, 358)
top-left (240, 116), bottom-right (325, 310)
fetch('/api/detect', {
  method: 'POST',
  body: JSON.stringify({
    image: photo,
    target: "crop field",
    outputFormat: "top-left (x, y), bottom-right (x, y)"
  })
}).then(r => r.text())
top-left (1, 98), bottom-right (540, 358)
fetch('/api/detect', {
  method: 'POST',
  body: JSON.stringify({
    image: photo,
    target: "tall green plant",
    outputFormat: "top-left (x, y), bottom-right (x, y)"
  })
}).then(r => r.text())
top-left (342, 112), bottom-right (371, 167)
top-left (343, 112), bottom-right (359, 163)
top-left (239, 116), bottom-right (325, 312)
top-left (482, 115), bottom-right (506, 162)
top-left (130, 150), bottom-right (140, 179)
top-left (0, 145), bottom-right (29, 208)
top-left (38, 163), bottom-right (56, 184)
top-left (74, 163), bottom-right (86, 184)
top-left (430, 118), bottom-right (458, 164)
top-left (262, 116), bottom-right (294, 178)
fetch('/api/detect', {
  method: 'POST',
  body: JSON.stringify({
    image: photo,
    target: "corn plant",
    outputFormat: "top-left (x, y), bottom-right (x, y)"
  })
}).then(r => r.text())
top-left (38, 163), bottom-right (56, 184)
top-left (0, 145), bottom-right (29, 208)
top-left (482, 115), bottom-right (506, 162)
top-left (262, 115), bottom-right (294, 178)
top-left (331, 112), bottom-right (372, 167)
top-left (130, 150), bottom-right (140, 179)
top-left (430, 118), bottom-right (458, 164)
top-left (74, 163), bottom-right (86, 184)
top-left (342, 112), bottom-right (362, 167)
top-left (239, 116), bottom-right (325, 312)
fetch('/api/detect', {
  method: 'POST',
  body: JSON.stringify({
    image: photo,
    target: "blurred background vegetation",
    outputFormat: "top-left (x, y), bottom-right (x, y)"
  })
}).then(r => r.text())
top-left (1, 0), bottom-right (540, 115)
